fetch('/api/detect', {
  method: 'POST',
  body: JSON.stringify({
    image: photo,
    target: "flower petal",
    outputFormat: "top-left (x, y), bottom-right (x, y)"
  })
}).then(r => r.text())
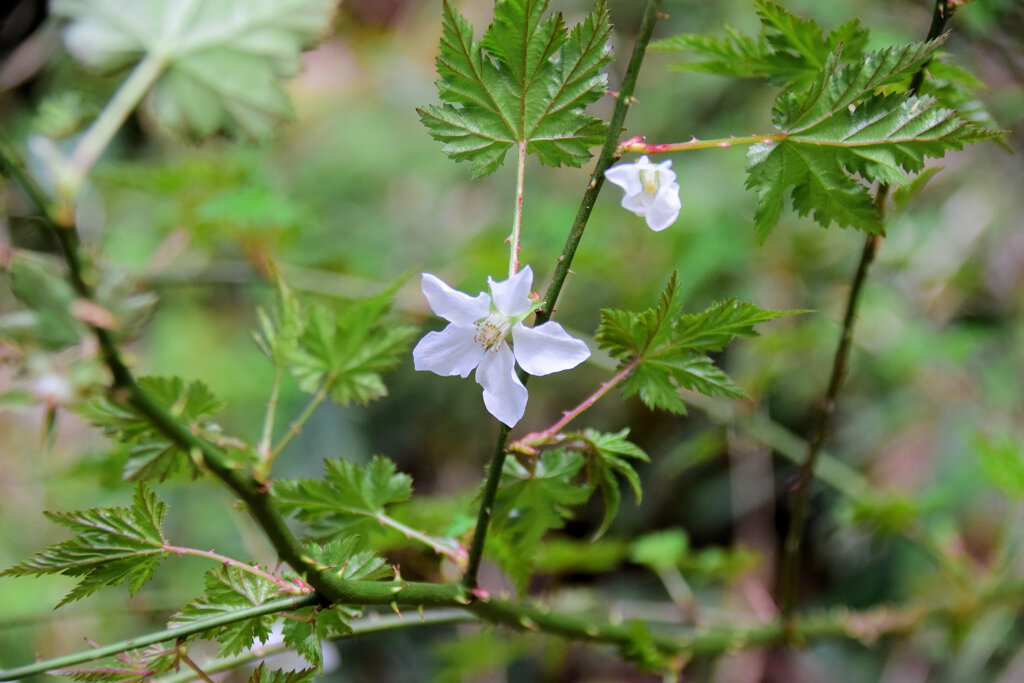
top-left (604, 160), bottom-right (642, 196)
top-left (476, 344), bottom-right (528, 427)
top-left (622, 190), bottom-right (652, 216)
top-left (488, 266), bottom-right (534, 317)
top-left (655, 158), bottom-right (677, 185)
top-left (645, 182), bottom-right (682, 231)
top-left (413, 325), bottom-right (486, 378)
top-left (512, 322), bottom-right (591, 376)
top-left (421, 273), bottom-right (490, 325)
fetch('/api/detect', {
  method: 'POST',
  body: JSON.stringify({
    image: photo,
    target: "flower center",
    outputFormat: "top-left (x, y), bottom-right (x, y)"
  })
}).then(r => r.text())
top-left (473, 313), bottom-right (512, 351)
top-left (638, 167), bottom-right (660, 195)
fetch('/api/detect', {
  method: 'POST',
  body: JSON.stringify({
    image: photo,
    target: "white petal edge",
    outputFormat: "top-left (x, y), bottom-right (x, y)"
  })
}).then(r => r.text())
top-left (488, 266), bottom-right (534, 317)
top-left (413, 325), bottom-right (486, 378)
top-left (421, 273), bottom-right (490, 325)
top-left (512, 322), bottom-right (591, 376)
top-left (645, 182), bottom-right (682, 231)
top-left (604, 162), bottom-right (642, 196)
top-left (476, 344), bottom-right (528, 427)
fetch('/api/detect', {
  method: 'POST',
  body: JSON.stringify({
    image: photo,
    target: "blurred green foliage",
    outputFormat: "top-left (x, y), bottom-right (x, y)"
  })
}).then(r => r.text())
top-left (0, 0), bottom-right (1022, 680)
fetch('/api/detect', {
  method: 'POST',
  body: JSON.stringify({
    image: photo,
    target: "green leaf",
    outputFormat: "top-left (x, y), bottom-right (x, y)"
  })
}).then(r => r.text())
top-left (489, 450), bottom-right (592, 591)
top-left (5, 252), bottom-right (85, 349)
top-left (579, 428), bottom-right (649, 537)
top-left (281, 603), bottom-right (359, 669)
top-left (654, 1), bottom-right (868, 92)
top-left (303, 536), bottom-right (391, 581)
top-left (596, 273), bottom-right (789, 413)
top-left (746, 40), bottom-right (1003, 240)
top-left (169, 565), bottom-right (280, 656)
top-left (52, 0), bottom-right (335, 139)
top-left (1, 484), bottom-right (167, 607)
top-left (288, 289), bottom-right (416, 406)
top-left (275, 455), bottom-right (413, 538)
top-left (977, 432), bottom-right (1024, 500)
top-left (417, 0), bottom-right (611, 176)
top-left (78, 375), bottom-right (226, 481)
top-left (254, 264), bottom-right (306, 367)
top-left (629, 528), bottom-right (688, 572)
top-left (248, 664), bottom-right (317, 683)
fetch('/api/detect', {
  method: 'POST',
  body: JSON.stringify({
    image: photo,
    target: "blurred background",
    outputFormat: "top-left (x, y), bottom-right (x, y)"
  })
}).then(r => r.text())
top-left (1, 0), bottom-right (1022, 680)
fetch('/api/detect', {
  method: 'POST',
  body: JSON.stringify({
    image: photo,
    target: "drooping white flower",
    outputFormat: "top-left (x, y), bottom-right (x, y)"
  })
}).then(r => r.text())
top-left (604, 155), bottom-right (681, 231)
top-left (413, 266), bottom-right (590, 427)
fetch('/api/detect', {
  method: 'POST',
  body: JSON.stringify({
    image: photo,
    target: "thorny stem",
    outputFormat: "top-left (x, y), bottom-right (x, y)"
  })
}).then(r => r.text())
top-left (161, 544), bottom-right (311, 594)
top-left (271, 382), bottom-right (329, 459)
top-left (618, 133), bottom-right (787, 155)
top-left (154, 610), bottom-right (479, 683)
top-left (175, 643), bottom-right (216, 683)
top-left (463, 0), bottom-right (665, 592)
top-left (0, 595), bottom-right (320, 681)
top-left (779, 221), bottom-right (885, 623)
top-left (509, 140), bottom-right (527, 277)
top-left (255, 366), bottom-right (283, 479)
top-left (778, 0), bottom-right (961, 628)
top-left (512, 356), bottom-right (642, 451)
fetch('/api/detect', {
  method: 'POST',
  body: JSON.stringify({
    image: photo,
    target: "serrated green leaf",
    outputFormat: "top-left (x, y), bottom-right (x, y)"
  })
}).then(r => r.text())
top-left (303, 536), bottom-right (391, 581)
top-left (287, 290), bottom-right (415, 406)
top-left (248, 664), bottom-right (317, 683)
top-left (746, 40), bottom-right (1003, 239)
top-left (52, 0), bottom-right (335, 139)
top-left (596, 274), bottom-right (789, 413)
top-left (169, 565), bottom-right (280, 656)
top-left (50, 644), bottom-right (179, 683)
top-left (275, 455), bottom-right (413, 538)
top-left (417, 0), bottom-right (611, 176)
top-left (654, 1), bottom-right (867, 92)
top-left (77, 375), bottom-right (226, 481)
top-left (489, 449), bottom-right (592, 591)
top-left (579, 428), bottom-right (649, 537)
top-left (1, 484), bottom-right (167, 607)
top-left (281, 602), bottom-right (358, 669)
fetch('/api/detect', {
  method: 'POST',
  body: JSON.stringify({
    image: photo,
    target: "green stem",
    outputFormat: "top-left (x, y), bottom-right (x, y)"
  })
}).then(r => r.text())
top-left (463, 0), bottom-right (666, 593)
top-left (154, 610), bottom-right (479, 683)
top-left (509, 140), bottom-right (527, 277)
top-left (162, 544), bottom-right (310, 594)
top-left (256, 367), bottom-right (283, 470)
top-left (271, 383), bottom-right (329, 459)
top-left (64, 53), bottom-right (166, 198)
top-left (0, 594), bottom-right (319, 681)
top-left (535, 0), bottom-right (663, 326)
top-left (463, 423), bottom-right (512, 590)
top-left (779, 217), bottom-right (885, 624)
top-left (618, 133), bottom-right (786, 155)
top-left (778, 0), bottom-right (960, 626)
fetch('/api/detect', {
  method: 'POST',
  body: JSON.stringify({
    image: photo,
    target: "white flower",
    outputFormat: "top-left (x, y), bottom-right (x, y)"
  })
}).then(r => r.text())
top-left (413, 266), bottom-right (590, 427)
top-left (604, 155), bottom-right (681, 231)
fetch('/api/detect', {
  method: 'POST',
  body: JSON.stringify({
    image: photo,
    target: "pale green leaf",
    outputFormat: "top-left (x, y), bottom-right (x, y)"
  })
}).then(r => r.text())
top-left (52, 0), bottom-right (335, 138)
top-left (1, 484), bottom-right (167, 607)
